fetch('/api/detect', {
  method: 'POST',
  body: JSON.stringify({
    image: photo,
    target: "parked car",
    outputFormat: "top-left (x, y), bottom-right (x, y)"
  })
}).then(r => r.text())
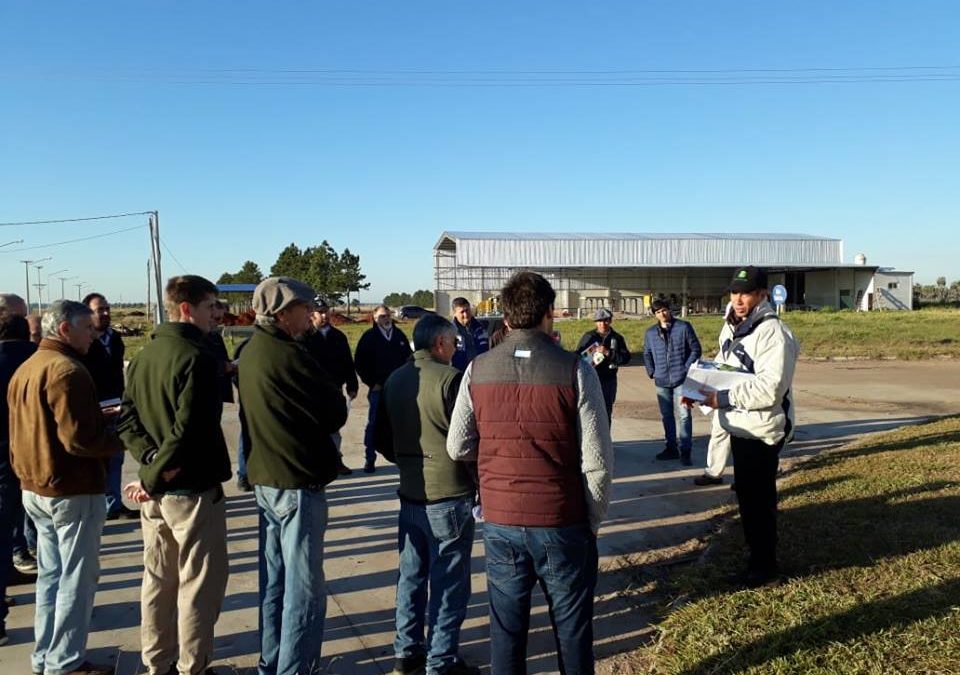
top-left (395, 305), bottom-right (434, 320)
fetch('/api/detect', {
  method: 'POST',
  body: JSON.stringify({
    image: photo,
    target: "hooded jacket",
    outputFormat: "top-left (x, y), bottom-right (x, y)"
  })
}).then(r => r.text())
top-left (714, 301), bottom-right (799, 446)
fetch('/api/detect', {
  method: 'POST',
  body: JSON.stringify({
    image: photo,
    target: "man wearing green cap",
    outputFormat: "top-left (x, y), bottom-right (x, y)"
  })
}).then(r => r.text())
top-left (690, 266), bottom-right (799, 587)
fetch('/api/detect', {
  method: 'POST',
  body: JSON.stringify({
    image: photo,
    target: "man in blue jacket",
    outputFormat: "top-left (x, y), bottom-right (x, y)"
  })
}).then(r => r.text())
top-left (643, 299), bottom-right (702, 465)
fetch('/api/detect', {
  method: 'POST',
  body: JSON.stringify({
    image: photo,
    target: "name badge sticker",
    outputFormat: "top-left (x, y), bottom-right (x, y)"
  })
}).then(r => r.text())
top-left (514, 349), bottom-right (532, 359)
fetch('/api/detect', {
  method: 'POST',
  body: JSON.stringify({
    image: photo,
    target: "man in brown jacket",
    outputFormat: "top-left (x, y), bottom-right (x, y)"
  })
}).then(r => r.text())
top-left (7, 299), bottom-right (122, 675)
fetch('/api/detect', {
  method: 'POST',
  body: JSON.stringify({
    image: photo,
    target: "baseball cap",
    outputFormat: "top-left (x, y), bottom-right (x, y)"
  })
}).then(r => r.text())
top-left (727, 266), bottom-right (768, 293)
top-left (252, 277), bottom-right (317, 316)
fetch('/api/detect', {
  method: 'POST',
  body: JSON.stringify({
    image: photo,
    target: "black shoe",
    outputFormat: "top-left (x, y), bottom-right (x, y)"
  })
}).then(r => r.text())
top-left (728, 568), bottom-right (781, 589)
top-left (12, 549), bottom-right (38, 574)
top-left (363, 461), bottom-right (376, 474)
top-left (442, 659), bottom-right (481, 675)
top-left (730, 481), bottom-right (737, 492)
top-left (655, 447), bottom-right (680, 460)
top-left (680, 453), bottom-right (693, 466)
top-left (107, 506), bottom-right (140, 521)
top-left (4, 595), bottom-right (15, 607)
top-left (236, 475), bottom-right (253, 492)
top-left (0, 625), bottom-right (8, 646)
top-left (392, 653), bottom-right (426, 675)
top-left (694, 474), bottom-right (723, 486)
top-left (338, 461), bottom-right (353, 476)
top-left (64, 661), bottom-right (114, 675)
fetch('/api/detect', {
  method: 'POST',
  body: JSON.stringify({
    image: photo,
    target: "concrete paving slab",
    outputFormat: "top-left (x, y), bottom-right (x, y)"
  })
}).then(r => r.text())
top-left (2, 360), bottom-right (958, 674)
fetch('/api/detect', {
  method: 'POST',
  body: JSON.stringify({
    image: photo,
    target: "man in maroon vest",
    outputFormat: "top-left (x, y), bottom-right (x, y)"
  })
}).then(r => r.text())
top-left (447, 271), bottom-right (613, 675)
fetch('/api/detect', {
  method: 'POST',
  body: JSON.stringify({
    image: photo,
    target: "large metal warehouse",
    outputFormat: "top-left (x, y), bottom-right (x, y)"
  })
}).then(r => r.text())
top-left (433, 232), bottom-right (914, 316)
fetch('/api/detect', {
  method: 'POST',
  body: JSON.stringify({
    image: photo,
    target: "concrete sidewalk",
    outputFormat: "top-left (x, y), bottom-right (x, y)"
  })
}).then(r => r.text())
top-left (2, 360), bottom-right (957, 674)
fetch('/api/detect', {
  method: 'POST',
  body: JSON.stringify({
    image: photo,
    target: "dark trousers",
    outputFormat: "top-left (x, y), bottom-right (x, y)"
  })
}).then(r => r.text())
top-left (598, 377), bottom-right (617, 427)
top-left (0, 482), bottom-right (16, 625)
top-left (730, 436), bottom-right (783, 574)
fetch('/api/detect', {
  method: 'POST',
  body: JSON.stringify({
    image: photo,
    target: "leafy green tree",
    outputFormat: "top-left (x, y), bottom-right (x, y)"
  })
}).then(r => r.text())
top-left (340, 248), bottom-right (370, 314)
top-left (411, 289), bottom-right (434, 308)
top-left (218, 260), bottom-right (264, 285)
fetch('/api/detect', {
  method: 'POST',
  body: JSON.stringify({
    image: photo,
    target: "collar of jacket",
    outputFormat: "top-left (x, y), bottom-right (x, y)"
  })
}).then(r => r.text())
top-left (255, 322), bottom-right (302, 345)
top-left (729, 301), bottom-right (778, 340)
top-left (502, 327), bottom-right (554, 347)
top-left (152, 321), bottom-right (208, 344)
top-left (38, 337), bottom-right (83, 359)
top-left (413, 348), bottom-right (446, 366)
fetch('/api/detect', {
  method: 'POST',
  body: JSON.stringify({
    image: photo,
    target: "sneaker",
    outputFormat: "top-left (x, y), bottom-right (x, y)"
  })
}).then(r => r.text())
top-left (693, 474), bottom-right (724, 486)
top-left (12, 549), bottom-right (38, 574)
top-left (392, 653), bottom-right (426, 675)
top-left (363, 461), bottom-right (376, 474)
top-left (236, 475), bottom-right (253, 492)
top-left (0, 625), bottom-right (8, 646)
top-left (338, 461), bottom-right (353, 476)
top-left (65, 661), bottom-right (114, 675)
top-left (655, 447), bottom-right (680, 461)
top-left (680, 453), bottom-right (693, 466)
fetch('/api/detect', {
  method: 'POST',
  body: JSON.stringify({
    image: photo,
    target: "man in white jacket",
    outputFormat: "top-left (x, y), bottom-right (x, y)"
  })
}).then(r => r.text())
top-left (690, 266), bottom-right (799, 587)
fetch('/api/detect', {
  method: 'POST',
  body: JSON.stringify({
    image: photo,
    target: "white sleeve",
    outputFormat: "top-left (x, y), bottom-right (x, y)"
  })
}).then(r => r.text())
top-left (446, 362), bottom-right (479, 462)
top-left (575, 360), bottom-right (614, 533)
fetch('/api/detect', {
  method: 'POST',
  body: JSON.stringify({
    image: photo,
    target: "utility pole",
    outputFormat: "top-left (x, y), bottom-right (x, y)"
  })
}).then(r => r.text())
top-left (148, 211), bottom-right (164, 324)
top-left (146, 258), bottom-right (152, 320)
top-left (20, 256), bottom-right (51, 312)
top-left (45, 268), bottom-right (67, 304)
top-left (59, 275), bottom-right (78, 299)
top-left (33, 264), bottom-right (46, 313)
top-left (74, 282), bottom-right (86, 301)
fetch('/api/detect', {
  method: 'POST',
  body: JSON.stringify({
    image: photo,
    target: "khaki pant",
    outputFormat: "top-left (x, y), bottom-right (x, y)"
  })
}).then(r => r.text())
top-left (140, 486), bottom-right (228, 675)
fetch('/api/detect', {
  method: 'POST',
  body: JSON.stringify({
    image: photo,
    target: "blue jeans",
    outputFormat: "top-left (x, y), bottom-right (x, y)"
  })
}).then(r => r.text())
top-left (23, 491), bottom-right (106, 675)
top-left (237, 430), bottom-right (248, 479)
top-left (104, 452), bottom-right (125, 513)
top-left (484, 523), bottom-right (598, 675)
top-left (363, 389), bottom-right (381, 465)
top-left (656, 385), bottom-right (692, 453)
top-left (394, 496), bottom-right (475, 674)
top-left (256, 486), bottom-right (329, 675)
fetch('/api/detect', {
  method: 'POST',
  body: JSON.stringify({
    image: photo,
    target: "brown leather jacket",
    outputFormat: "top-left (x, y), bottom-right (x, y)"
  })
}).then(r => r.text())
top-left (7, 338), bottom-right (121, 496)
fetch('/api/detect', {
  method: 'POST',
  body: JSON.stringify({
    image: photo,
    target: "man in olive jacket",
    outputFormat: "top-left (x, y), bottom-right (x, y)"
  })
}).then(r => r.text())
top-left (374, 313), bottom-right (478, 675)
top-left (118, 275), bottom-right (231, 675)
top-left (238, 277), bottom-right (347, 675)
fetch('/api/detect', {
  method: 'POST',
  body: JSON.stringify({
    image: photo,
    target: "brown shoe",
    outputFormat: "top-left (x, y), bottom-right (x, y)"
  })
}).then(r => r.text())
top-left (66, 661), bottom-right (114, 675)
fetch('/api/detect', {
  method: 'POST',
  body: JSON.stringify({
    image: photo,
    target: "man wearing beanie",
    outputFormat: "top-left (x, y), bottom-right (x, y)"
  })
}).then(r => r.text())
top-left (238, 277), bottom-right (347, 675)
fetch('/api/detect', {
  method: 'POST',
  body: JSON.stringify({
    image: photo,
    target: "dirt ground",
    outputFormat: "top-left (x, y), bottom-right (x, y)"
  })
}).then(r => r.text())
top-left (2, 361), bottom-right (958, 674)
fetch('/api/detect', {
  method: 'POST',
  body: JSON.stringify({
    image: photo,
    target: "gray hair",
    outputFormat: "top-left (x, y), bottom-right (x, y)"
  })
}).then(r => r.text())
top-left (413, 313), bottom-right (456, 351)
top-left (41, 300), bottom-right (93, 338)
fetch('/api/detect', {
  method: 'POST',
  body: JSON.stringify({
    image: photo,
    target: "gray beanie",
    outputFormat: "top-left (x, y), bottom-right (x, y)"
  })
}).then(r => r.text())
top-left (253, 277), bottom-right (316, 316)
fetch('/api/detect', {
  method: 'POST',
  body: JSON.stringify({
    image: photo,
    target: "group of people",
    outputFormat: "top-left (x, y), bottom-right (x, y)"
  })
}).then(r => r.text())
top-left (0, 263), bottom-right (797, 675)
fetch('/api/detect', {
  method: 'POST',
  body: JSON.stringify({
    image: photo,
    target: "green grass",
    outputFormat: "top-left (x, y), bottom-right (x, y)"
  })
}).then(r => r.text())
top-left (625, 414), bottom-right (960, 674)
top-left (119, 307), bottom-right (960, 361)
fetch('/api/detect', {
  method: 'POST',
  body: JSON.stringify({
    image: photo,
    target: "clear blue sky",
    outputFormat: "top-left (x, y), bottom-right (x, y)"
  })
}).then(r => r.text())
top-left (2, 2), bottom-right (958, 305)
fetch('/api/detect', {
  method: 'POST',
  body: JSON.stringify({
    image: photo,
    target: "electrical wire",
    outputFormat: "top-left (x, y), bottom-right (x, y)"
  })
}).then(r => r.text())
top-left (0, 211), bottom-right (154, 227)
top-left (0, 224), bottom-right (145, 253)
top-left (159, 238), bottom-right (188, 273)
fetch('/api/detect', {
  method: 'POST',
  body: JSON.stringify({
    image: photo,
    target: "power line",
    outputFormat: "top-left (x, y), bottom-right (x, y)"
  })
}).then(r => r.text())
top-left (0, 224), bottom-right (145, 252)
top-left (158, 237), bottom-right (187, 273)
top-left (0, 211), bottom-right (153, 227)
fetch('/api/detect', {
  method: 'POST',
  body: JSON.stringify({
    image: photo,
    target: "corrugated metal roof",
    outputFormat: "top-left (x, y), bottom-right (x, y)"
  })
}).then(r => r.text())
top-left (435, 231), bottom-right (844, 268)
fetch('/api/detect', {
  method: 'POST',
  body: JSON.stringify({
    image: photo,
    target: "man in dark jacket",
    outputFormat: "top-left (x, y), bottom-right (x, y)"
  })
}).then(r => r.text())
top-left (118, 275), bottom-right (231, 675)
top-left (304, 297), bottom-right (358, 475)
top-left (576, 307), bottom-right (632, 425)
top-left (447, 272), bottom-right (613, 674)
top-left (0, 294), bottom-right (37, 643)
top-left (375, 314), bottom-right (478, 675)
top-left (642, 299), bottom-right (702, 465)
top-left (354, 304), bottom-right (411, 473)
top-left (81, 292), bottom-right (137, 520)
top-left (239, 277), bottom-right (348, 675)
top-left (450, 297), bottom-right (489, 372)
